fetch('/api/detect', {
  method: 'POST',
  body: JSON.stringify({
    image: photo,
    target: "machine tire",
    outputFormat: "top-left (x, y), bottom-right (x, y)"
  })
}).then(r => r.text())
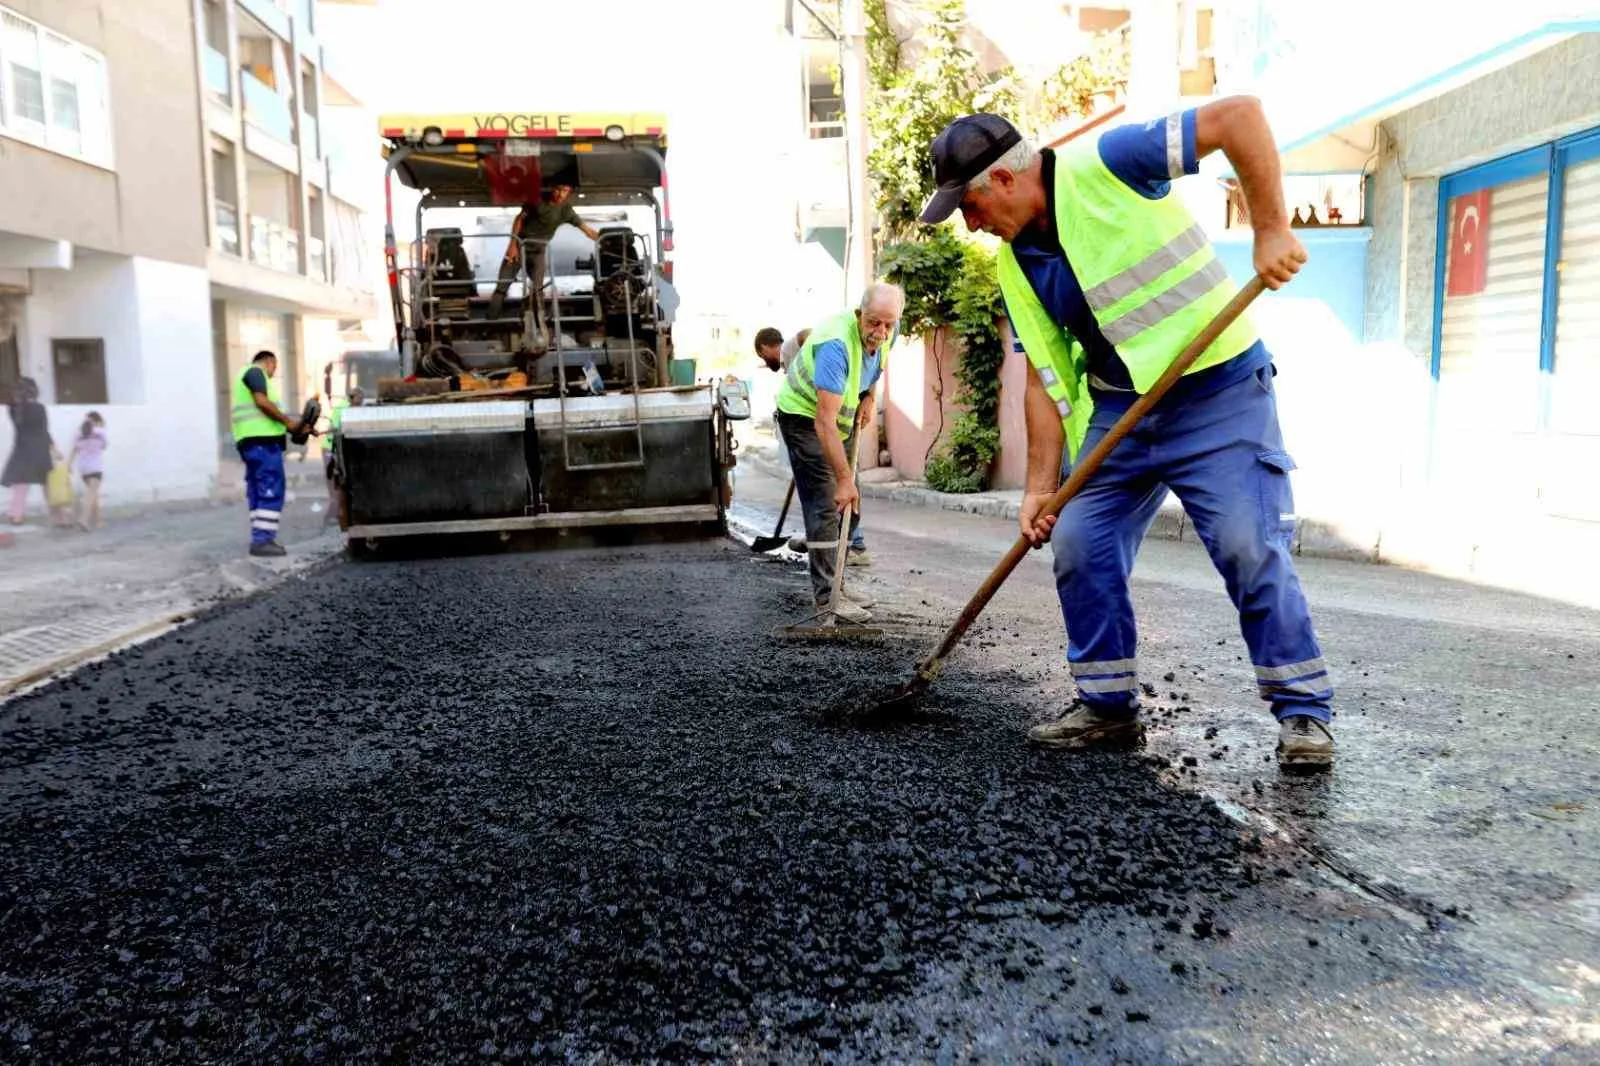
top-left (347, 537), bottom-right (380, 561)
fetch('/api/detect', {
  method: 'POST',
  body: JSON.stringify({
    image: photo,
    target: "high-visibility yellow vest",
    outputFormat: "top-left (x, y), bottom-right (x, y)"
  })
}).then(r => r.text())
top-left (775, 310), bottom-right (866, 438)
top-left (997, 141), bottom-right (1259, 461)
top-left (329, 397), bottom-right (349, 431)
top-left (230, 366), bottom-right (282, 443)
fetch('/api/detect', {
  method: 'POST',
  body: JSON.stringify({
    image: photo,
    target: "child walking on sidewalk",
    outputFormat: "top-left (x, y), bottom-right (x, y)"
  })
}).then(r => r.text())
top-left (69, 412), bottom-right (107, 531)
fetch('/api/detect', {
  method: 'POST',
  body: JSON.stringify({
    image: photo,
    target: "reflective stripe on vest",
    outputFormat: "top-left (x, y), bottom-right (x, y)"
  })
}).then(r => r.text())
top-left (231, 368), bottom-right (282, 442)
top-left (1053, 137), bottom-right (1258, 390)
top-left (775, 309), bottom-right (864, 437)
top-left (996, 137), bottom-right (1261, 460)
top-left (997, 251), bottom-right (1094, 461)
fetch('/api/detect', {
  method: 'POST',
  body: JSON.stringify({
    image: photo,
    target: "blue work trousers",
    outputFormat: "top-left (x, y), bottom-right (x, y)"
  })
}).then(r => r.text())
top-left (239, 441), bottom-right (286, 546)
top-left (1052, 365), bottom-right (1332, 722)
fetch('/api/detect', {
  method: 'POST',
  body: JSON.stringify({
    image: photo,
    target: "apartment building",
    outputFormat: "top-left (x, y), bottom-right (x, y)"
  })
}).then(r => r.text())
top-left (193, 0), bottom-right (377, 457)
top-left (0, 0), bottom-right (375, 507)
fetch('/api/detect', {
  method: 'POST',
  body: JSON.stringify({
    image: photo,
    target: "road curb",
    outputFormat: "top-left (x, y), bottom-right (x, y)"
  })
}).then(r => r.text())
top-left (0, 536), bottom-right (346, 704)
top-left (736, 447), bottom-right (1381, 561)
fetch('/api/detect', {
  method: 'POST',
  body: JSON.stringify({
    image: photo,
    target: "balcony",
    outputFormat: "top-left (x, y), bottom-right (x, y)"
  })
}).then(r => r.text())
top-left (797, 134), bottom-right (848, 225)
top-left (216, 201), bottom-right (241, 256)
top-left (241, 70), bottom-right (293, 143)
top-left (204, 46), bottom-right (231, 102)
top-left (249, 214), bottom-right (300, 274)
top-left (307, 235), bottom-right (326, 282)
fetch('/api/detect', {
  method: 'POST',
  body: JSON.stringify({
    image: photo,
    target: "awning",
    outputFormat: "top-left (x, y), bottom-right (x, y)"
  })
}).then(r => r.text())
top-left (1210, 6), bottom-right (1600, 175)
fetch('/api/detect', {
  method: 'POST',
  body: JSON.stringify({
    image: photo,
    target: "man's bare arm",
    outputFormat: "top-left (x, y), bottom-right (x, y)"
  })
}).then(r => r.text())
top-left (251, 390), bottom-right (299, 432)
top-left (1019, 365), bottom-right (1065, 546)
top-left (1023, 367), bottom-right (1063, 493)
top-left (1194, 95), bottom-right (1306, 288)
top-left (813, 390), bottom-right (852, 482)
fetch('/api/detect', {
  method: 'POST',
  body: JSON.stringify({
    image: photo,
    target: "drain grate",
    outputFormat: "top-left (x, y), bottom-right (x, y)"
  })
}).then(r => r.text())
top-left (0, 609), bottom-right (186, 693)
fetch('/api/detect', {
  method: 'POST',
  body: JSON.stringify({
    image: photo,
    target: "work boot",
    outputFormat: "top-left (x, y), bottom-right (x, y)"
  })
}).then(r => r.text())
top-left (846, 546), bottom-right (872, 567)
top-left (1276, 715), bottom-right (1334, 771)
top-left (840, 587), bottom-right (874, 609)
top-left (819, 597), bottom-right (872, 624)
top-left (1027, 704), bottom-right (1143, 750)
top-left (787, 534), bottom-right (807, 553)
top-left (249, 541), bottom-right (287, 558)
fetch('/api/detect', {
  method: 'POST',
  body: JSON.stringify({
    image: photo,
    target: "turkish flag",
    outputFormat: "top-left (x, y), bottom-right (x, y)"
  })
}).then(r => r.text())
top-left (481, 149), bottom-right (542, 206)
top-left (1447, 189), bottom-right (1492, 296)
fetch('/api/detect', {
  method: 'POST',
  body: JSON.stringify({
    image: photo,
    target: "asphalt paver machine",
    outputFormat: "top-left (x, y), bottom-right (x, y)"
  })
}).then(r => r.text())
top-left (337, 111), bottom-right (747, 551)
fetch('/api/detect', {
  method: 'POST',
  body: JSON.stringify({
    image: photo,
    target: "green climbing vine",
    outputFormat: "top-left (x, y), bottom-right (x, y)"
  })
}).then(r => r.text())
top-left (865, 0), bottom-right (1126, 492)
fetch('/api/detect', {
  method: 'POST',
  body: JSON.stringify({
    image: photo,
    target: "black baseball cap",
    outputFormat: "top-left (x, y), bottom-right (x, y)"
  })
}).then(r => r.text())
top-left (919, 114), bottom-right (1023, 224)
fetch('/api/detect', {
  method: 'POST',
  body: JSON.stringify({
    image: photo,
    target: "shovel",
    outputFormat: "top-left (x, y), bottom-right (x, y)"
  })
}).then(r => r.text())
top-left (773, 429), bottom-right (882, 642)
top-left (866, 276), bottom-right (1268, 716)
top-left (750, 478), bottom-right (797, 553)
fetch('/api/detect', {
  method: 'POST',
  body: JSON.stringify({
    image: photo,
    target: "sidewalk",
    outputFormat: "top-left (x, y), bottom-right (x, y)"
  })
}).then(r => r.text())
top-left (1, 478), bottom-right (343, 697)
top-left (736, 434), bottom-right (1214, 553)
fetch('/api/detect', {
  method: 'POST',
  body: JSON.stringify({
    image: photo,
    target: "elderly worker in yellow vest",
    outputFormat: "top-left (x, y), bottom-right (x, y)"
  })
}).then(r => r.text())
top-left (774, 283), bottom-right (904, 623)
top-left (920, 99), bottom-right (1334, 771)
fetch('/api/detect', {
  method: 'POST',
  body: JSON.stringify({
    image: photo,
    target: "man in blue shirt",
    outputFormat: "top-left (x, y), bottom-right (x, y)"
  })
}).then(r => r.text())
top-left (920, 98), bottom-right (1334, 771)
top-left (775, 284), bottom-right (903, 620)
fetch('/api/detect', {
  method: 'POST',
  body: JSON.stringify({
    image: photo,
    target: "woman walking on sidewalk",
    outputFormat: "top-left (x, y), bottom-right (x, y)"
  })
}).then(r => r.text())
top-left (3, 377), bottom-right (55, 525)
top-left (69, 411), bottom-right (107, 530)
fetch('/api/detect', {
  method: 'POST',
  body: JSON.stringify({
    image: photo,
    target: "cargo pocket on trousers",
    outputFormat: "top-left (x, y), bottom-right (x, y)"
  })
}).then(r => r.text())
top-left (1257, 450), bottom-right (1297, 546)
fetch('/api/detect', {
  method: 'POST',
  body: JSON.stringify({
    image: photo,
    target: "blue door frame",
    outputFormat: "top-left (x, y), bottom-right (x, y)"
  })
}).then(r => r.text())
top-left (1432, 125), bottom-right (1600, 380)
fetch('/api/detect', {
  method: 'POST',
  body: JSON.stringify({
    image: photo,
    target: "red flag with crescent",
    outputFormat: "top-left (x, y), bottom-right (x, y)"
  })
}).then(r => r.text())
top-left (1447, 189), bottom-right (1491, 296)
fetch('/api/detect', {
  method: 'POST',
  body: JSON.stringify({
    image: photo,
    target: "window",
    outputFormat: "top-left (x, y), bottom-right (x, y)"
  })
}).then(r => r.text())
top-left (804, 43), bottom-right (843, 140)
top-left (51, 338), bottom-right (107, 404)
top-left (0, 7), bottom-right (111, 167)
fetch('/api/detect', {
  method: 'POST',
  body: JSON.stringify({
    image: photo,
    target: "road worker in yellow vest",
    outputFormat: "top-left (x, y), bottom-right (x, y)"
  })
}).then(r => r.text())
top-left (920, 99), bottom-right (1334, 771)
top-left (231, 350), bottom-right (307, 558)
top-left (774, 283), bottom-right (904, 623)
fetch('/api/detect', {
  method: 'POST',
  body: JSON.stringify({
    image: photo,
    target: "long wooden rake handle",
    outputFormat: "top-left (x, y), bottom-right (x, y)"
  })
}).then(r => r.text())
top-left (912, 275), bottom-right (1268, 683)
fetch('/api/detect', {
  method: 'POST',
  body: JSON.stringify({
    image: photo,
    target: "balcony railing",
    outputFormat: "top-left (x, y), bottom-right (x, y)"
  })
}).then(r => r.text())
top-left (215, 201), bottom-right (240, 256)
top-left (249, 215), bottom-right (300, 274)
top-left (241, 71), bottom-right (293, 143)
top-left (204, 46), bottom-right (231, 102)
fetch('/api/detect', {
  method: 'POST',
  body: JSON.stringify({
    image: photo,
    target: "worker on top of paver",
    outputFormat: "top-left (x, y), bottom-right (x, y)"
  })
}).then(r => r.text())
top-left (775, 284), bottom-right (903, 623)
top-left (920, 98), bottom-right (1334, 771)
top-left (232, 350), bottom-right (307, 559)
top-left (486, 184), bottom-right (602, 329)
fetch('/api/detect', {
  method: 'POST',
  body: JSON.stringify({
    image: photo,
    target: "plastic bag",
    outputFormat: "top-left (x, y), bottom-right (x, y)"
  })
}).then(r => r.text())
top-left (47, 463), bottom-right (74, 508)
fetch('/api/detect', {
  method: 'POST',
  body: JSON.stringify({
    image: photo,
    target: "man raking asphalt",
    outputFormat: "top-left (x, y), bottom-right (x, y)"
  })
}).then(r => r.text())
top-left (905, 96), bottom-right (1334, 772)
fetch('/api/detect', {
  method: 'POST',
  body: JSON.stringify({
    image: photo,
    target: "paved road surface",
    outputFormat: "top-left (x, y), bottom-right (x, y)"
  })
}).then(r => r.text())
top-left (0, 473), bottom-right (1594, 1061)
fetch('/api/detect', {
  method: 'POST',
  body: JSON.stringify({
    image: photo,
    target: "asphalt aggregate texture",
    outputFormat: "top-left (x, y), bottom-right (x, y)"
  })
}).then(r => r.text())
top-left (0, 536), bottom-right (1580, 1062)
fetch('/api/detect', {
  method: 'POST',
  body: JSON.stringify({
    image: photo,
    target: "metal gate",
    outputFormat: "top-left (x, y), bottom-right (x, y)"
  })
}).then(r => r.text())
top-left (1434, 159), bottom-right (1550, 503)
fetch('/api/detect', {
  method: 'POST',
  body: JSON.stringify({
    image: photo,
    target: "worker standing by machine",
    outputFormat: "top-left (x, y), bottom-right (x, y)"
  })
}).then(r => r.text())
top-left (231, 350), bottom-right (307, 558)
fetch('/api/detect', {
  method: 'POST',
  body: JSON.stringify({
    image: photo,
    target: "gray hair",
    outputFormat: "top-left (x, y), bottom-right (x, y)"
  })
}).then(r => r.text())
top-left (968, 139), bottom-right (1039, 191)
top-left (859, 281), bottom-right (905, 315)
